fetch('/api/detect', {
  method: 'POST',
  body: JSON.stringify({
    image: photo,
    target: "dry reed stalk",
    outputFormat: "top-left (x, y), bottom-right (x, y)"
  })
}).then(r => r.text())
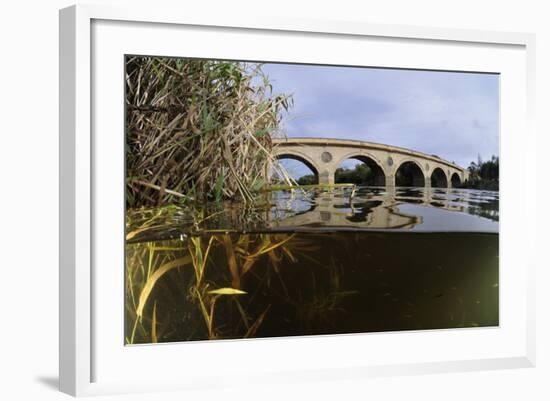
top-left (126, 56), bottom-right (292, 207)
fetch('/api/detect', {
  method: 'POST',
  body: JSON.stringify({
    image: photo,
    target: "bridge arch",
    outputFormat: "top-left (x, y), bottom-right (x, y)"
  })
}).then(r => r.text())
top-left (450, 172), bottom-right (461, 188)
top-left (430, 167), bottom-right (448, 188)
top-left (395, 159), bottom-right (426, 187)
top-left (271, 138), bottom-right (469, 187)
top-left (334, 151), bottom-right (387, 186)
top-left (272, 150), bottom-right (320, 184)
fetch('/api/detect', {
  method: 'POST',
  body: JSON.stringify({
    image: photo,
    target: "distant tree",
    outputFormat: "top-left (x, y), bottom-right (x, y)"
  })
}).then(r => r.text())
top-left (335, 163), bottom-right (373, 184)
top-left (461, 155), bottom-right (499, 190)
top-left (297, 174), bottom-right (318, 185)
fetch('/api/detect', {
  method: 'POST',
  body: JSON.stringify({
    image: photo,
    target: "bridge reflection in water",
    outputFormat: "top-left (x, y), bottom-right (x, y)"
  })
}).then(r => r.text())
top-left (125, 187), bottom-right (498, 245)
top-left (268, 186), bottom-right (498, 233)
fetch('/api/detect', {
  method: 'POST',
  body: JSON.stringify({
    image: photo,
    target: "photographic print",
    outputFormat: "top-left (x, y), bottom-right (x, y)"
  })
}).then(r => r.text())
top-left (124, 56), bottom-right (499, 345)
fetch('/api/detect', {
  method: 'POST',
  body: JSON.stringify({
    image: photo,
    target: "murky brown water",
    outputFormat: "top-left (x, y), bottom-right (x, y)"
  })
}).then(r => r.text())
top-left (125, 187), bottom-right (498, 344)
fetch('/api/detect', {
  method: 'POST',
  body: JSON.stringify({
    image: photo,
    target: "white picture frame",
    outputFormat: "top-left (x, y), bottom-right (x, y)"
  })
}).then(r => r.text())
top-left (59, 3), bottom-right (536, 397)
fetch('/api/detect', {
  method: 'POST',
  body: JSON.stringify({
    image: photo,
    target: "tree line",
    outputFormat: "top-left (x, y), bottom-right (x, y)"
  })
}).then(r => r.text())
top-left (296, 155), bottom-right (499, 190)
top-left (460, 155), bottom-right (499, 190)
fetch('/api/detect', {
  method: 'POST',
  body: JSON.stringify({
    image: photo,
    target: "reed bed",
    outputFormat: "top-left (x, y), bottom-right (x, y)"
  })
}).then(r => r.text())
top-left (126, 56), bottom-right (292, 207)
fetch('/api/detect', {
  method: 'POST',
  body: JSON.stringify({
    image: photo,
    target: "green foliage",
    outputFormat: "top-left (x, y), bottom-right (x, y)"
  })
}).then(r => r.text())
top-left (335, 163), bottom-right (373, 185)
top-left (296, 174), bottom-right (318, 185)
top-left (212, 167), bottom-right (226, 204)
top-left (461, 155), bottom-right (499, 190)
top-left (125, 57), bottom-right (292, 207)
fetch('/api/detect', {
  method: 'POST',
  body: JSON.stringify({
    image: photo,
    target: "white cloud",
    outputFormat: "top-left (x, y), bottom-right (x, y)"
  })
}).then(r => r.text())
top-left (263, 63), bottom-right (499, 169)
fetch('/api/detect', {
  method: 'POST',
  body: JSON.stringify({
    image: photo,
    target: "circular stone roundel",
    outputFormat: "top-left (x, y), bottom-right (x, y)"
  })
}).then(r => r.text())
top-left (387, 157), bottom-right (394, 166)
top-left (321, 151), bottom-right (333, 163)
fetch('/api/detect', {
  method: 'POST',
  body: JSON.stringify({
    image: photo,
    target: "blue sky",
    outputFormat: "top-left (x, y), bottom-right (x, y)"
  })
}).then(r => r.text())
top-left (261, 63), bottom-right (499, 177)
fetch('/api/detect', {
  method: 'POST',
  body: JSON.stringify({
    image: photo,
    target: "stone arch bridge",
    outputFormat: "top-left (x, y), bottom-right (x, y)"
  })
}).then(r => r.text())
top-left (272, 137), bottom-right (469, 188)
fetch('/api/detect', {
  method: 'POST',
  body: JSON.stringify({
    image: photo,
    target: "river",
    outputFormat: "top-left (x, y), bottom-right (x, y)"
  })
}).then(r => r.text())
top-left (125, 186), bottom-right (499, 344)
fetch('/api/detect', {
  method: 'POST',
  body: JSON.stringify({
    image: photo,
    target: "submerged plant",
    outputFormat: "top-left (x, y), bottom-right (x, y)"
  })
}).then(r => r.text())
top-left (294, 257), bottom-right (358, 330)
top-left (125, 223), bottom-right (313, 343)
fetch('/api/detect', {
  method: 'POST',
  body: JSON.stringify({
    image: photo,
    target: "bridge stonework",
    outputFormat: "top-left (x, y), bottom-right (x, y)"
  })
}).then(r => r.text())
top-left (272, 137), bottom-right (469, 188)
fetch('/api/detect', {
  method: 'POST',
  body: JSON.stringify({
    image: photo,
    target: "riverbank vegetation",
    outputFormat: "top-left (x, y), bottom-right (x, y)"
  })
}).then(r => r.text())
top-left (126, 56), bottom-right (292, 207)
top-left (296, 164), bottom-right (376, 185)
top-left (461, 155), bottom-right (499, 191)
top-left (124, 57), bottom-right (300, 343)
top-left (296, 156), bottom-right (499, 190)
top-left (335, 164), bottom-right (375, 185)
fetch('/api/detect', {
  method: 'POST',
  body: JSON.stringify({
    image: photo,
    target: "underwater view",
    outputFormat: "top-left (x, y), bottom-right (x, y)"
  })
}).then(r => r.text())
top-left (124, 56), bottom-right (499, 345)
top-left (125, 187), bottom-right (499, 344)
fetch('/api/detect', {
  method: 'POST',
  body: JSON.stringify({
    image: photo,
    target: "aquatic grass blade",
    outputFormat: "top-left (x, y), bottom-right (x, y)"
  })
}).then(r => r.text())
top-left (151, 301), bottom-right (158, 343)
top-left (245, 305), bottom-right (271, 338)
top-left (207, 288), bottom-right (247, 295)
top-left (136, 256), bottom-right (192, 317)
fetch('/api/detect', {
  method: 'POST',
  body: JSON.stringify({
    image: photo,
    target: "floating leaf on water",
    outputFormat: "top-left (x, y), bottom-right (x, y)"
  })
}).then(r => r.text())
top-left (208, 288), bottom-right (247, 295)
